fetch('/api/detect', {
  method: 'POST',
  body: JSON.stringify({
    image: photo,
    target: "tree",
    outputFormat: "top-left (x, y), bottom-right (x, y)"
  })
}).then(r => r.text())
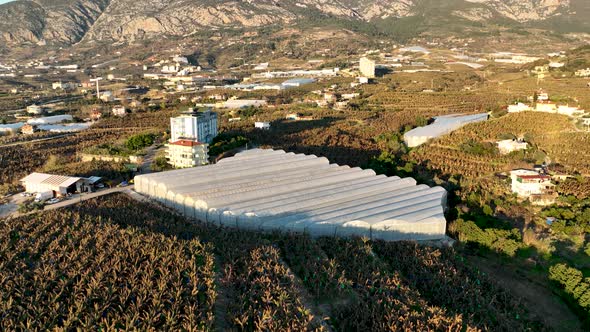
top-left (126, 133), bottom-right (156, 151)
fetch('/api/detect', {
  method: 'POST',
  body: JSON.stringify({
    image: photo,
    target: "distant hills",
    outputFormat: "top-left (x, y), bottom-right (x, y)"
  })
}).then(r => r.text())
top-left (0, 0), bottom-right (588, 50)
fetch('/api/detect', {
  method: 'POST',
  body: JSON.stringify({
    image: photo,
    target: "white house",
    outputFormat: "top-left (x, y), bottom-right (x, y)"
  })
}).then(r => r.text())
top-left (52, 82), bottom-right (76, 90)
top-left (255, 122), bottom-right (271, 130)
top-left (26, 105), bottom-right (43, 115)
top-left (510, 169), bottom-right (555, 203)
top-left (112, 106), bottom-right (126, 117)
top-left (507, 102), bottom-right (531, 113)
top-left (358, 77), bottom-right (370, 84)
top-left (100, 91), bottom-right (114, 102)
top-left (497, 139), bottom-right (528, 154)
top-left (549, 62), bottom-right (565, 68)
top-left (557, 105), bottom-right (585, 117)
top-left (535, 101), bottom-right (557, 113)
top-left (575, 68), bottom-right (590, 77)
top-left (537, 92), bottom-right (549, 101)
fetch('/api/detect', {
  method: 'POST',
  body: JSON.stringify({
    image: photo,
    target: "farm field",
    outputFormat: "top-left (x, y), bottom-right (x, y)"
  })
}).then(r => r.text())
top-left (0, 110), bottom-right (175, 185)
top-left (0, 193), bottom-right (547, 331)
top-left (411, 112), bottom-right (590, 179)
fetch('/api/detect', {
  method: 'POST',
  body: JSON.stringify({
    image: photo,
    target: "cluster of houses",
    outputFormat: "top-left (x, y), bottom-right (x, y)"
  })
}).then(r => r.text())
top-left (507, 91), bottom-right (587, 120)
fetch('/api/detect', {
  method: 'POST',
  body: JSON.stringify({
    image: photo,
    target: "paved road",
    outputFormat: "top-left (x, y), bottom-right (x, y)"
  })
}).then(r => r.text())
top-left (138, 145), bottom-right (164, 174)
top-left (44, 185), bottom-right (135, 211)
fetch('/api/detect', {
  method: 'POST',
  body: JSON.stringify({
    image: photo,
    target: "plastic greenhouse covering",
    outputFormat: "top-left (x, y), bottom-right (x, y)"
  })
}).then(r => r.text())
top-left (135, 149), bottom-right (448, 241)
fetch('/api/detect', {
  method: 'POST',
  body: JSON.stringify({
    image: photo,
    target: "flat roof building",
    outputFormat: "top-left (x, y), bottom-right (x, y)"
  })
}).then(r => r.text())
top-left (359, 57), bottom-right (376, 78)
top-left (20, 173), bottom-right (86, 196)
top-left (166, 139), bottom-right (209, 168)
top-left (170, 109), bottom-right (218, 144)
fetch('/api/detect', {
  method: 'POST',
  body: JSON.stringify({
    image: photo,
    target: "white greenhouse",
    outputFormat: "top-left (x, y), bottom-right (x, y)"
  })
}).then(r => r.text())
top-left (404, 113), bottom-right (489, 148)
top-left (135, 149), bottom-right (448, 241)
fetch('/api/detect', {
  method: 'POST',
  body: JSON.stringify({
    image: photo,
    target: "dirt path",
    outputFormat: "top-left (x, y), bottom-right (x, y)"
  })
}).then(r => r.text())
top-left (467, 256), bottom-right (582, 332)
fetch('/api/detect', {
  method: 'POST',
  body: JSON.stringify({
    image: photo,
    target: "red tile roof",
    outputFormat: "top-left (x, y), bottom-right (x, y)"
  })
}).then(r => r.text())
top-left (518, 175), bottom-right (551, 180)
top-left (169, 140), bottom-right (203, 147)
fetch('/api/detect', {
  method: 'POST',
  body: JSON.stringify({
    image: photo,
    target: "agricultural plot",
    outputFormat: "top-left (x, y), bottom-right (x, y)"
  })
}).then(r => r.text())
top-left (410, 112), bottom-right (590, 179)
top-left (0, 208), bottom-right (216, 330)
top-left (0, 110), bottom-right (175, 185)
top-left (0, 193), bottom-right (546, 331)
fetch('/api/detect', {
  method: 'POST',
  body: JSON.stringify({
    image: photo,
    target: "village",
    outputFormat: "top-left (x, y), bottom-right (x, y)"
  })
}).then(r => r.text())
top-left (0, 42), bottom-right (589, 213)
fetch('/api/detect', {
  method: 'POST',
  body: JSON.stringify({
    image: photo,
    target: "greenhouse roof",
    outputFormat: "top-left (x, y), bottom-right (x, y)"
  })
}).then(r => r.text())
top-left (135, 149), bottom-right (448, 241)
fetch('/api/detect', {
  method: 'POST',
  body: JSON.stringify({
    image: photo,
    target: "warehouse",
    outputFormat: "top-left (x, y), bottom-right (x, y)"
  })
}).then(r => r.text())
top-left (20, 173), bottom-right (86, 197)
top-left (404, 113), bottom-right (489, 148)
top-left (135, 149), bottom-right (448, 241)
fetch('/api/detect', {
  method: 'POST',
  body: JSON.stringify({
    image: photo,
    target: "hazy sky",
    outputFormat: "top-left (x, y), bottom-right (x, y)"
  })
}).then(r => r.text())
top-left (0, 0), bottom-right (14, 4)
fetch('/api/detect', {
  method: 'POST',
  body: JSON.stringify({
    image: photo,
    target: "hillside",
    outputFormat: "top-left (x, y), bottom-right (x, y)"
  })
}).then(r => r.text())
top-left (0, 0), bottom-right (587, 50)
top-left (0, 193), bottom-right (546, 330)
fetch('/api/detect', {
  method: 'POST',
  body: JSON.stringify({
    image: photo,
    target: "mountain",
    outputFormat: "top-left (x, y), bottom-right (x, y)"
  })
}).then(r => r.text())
top-left (0, 0), bottom-right (587, 49)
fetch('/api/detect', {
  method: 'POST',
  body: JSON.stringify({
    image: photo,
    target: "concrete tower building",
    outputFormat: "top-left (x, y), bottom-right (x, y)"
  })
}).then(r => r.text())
top-left (170, 109), bottom-right (218, 144)
top-left (359, 57), bottom-right (376, 78)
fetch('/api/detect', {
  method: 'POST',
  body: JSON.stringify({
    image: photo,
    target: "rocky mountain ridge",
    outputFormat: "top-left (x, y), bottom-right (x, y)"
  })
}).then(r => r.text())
top-left (0, 0), bottom-right (582, 48)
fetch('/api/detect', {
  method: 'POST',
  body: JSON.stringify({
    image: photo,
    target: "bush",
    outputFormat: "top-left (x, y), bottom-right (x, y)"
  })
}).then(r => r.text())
top-left (126, 133), bottom-right (156, 151)
top-left (209, 134), bottom-right (249, 156)
top-left (18, 201), bottom-right (44, 213)
top-left (150, 156), bottom-right (172, 172)
top-left (460, 139), bottom-right (497, 156)
top-left (452, 219), bottom-right (523, 256)
top-left (549, 263), bottom-right (590, 322)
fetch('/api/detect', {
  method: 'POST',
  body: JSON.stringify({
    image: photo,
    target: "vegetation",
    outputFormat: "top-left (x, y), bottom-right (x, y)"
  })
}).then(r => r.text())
top-left (0, 193), bottom-right (546, 330)
top-left (0, 207), bottom-right (216, 330)
top-left (0, 111), bottom-right (174, 185)
top-left (549, 263), bottom-right (590, 324)
top-left (125, 133), bottom-right (156, 151)
top-left (208, 134), bottom-right (249, 156)
top-left (16, 200), bottom-right (44, 213)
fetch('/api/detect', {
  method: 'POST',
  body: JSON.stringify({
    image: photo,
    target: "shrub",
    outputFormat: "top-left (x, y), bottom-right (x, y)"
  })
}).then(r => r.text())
top-left (549, 263), bottom-right (590, 321)
top-left (125, 133), bottom-right (156, 151)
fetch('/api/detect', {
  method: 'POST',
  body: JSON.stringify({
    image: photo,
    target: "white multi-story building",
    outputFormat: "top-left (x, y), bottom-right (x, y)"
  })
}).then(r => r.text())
top-left (359, 57), bottom-right (376, 78)
top-left (170, 109), bottom-right (218, 144)
top-left (166, 140), bottom-right (209, 168)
